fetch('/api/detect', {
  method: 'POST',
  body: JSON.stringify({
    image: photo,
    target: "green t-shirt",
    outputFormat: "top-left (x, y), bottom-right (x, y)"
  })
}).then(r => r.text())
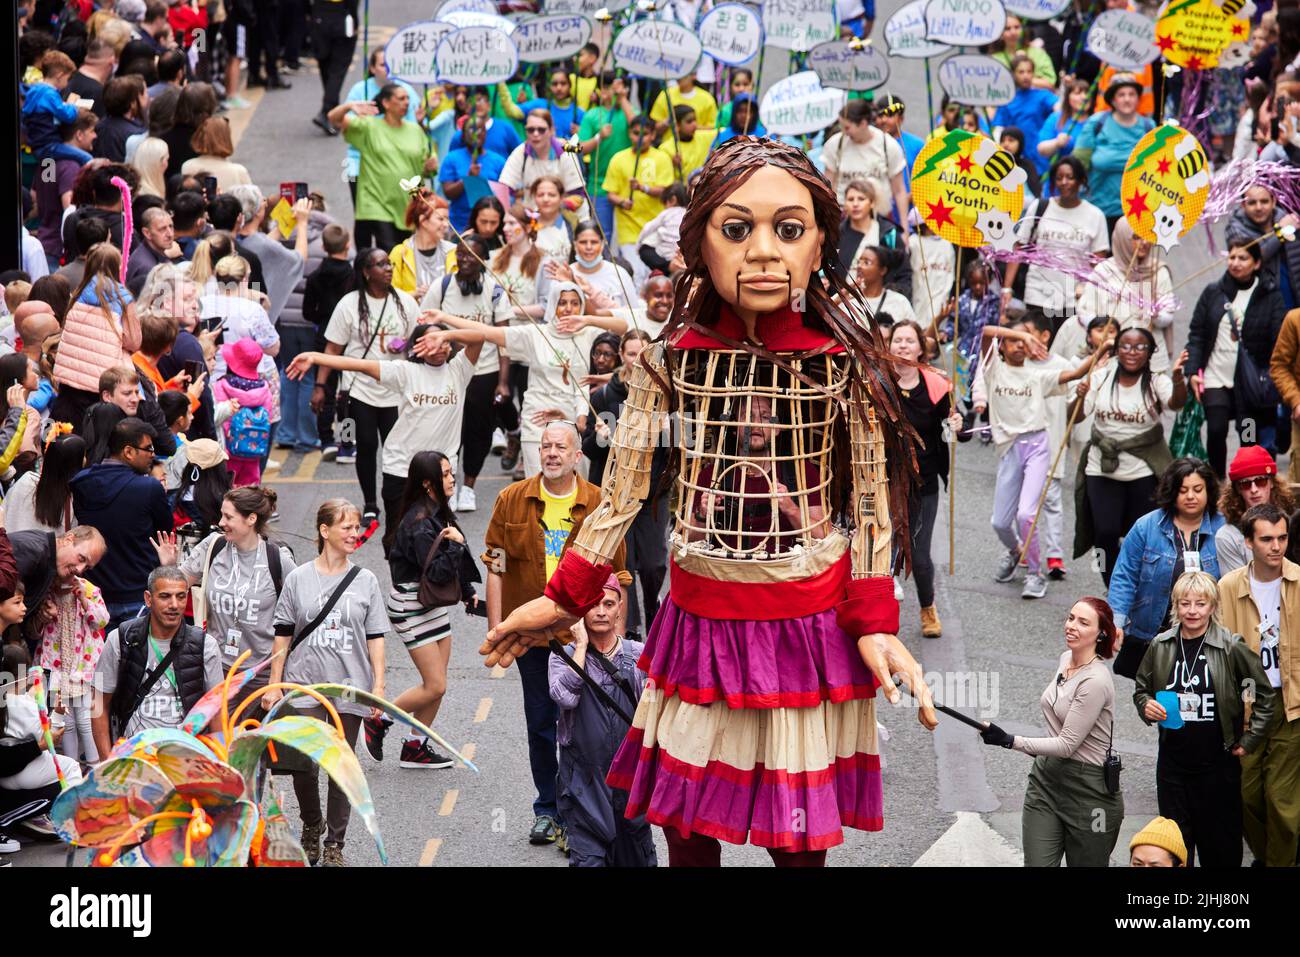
top-left (578, 106), bottom-right (631, 197)
top-left (343, 115), bottom-right (430, 228)
top-left (501, 81), bottom-right (533, 137)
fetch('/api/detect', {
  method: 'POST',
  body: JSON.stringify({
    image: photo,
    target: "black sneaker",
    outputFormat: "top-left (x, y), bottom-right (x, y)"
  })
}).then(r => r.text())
top-left (362, 508), bottom-right (380, 527)
top-left (529, 814), bottom-right (560, 845)
top-left (399, 738), bottom-right (454, 769)
top-left (363, 715), bottom-right (391, 761)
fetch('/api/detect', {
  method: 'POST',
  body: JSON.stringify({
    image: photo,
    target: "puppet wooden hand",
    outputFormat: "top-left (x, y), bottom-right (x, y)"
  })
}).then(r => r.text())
top-left (481, 596), bottom-right (578, 668)
top-left (857, 633), bottom-right (937, 730)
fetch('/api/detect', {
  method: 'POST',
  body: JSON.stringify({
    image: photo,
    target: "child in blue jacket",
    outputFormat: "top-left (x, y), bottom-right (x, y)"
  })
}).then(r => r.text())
top-left (22, 52), bottom-right (91, 164)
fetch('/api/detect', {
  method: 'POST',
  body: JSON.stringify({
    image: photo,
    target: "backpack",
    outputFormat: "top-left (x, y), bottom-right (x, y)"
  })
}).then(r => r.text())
top-left (227, 405), bottom-right (271, 459)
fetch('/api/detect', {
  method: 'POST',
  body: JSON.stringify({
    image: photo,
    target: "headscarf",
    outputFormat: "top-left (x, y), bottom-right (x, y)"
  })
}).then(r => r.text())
top-left (543, 281), bottom-right (587, 332)
top-left (1110, 218), bottom-right (1158, 284)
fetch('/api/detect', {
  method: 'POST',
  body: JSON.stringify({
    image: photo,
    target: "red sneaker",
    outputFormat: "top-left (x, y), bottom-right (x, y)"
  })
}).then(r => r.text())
top-left (1047, 558), bottom-right (1067, 580)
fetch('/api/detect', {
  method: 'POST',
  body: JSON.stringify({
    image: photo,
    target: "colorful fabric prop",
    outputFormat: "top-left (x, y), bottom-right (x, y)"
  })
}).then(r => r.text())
top-left (111, 176), bottom-right (133, 285)
top-left (1119, 121), bottom-right (1210, 251)
top-left (911, 129), bottom-right (1026, 249)
top-left (29, 669), bottom-right (67, 790)
top-left (48, 652), bottom-right (470, 866)
top-left (1154, 0), bottom-right (1253, 71)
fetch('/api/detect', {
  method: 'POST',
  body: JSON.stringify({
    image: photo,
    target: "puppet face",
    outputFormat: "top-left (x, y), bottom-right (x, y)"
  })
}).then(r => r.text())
top-left (701, 165), bottom-right (824, 321)
top-left (1151, 202), bottom-right (1183, 250)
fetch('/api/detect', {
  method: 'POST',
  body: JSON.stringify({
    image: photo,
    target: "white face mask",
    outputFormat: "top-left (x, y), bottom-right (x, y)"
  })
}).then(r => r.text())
top-left (575, 253), bottom-right (603, 269)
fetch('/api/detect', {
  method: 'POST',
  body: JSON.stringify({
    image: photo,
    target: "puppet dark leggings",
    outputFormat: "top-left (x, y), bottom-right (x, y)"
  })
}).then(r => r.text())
top-left (664, 829), bottom-right (827, 867)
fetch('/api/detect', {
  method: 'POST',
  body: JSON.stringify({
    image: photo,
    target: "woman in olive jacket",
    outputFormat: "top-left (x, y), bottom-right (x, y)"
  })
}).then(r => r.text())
top-left (1184, 241), bottom-right (1286, 478)
top-left (1134, 570), bottom-right (1276, 867)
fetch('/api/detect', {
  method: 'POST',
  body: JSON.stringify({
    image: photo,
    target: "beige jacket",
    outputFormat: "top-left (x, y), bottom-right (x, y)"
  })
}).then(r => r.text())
top-left (1218, 559), bottom-right (1300, 722)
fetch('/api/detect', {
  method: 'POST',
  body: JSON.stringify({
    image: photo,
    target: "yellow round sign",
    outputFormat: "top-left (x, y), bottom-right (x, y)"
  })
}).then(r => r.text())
top-left (1120, 121), bottom-right (1210, 251)
top-left (1155, 0), bottom-right (1252, 70)
top-left (910, 130), bottom-right (1026, 250)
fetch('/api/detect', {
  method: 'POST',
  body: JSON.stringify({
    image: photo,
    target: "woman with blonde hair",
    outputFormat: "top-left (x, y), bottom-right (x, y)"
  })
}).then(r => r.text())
top-left (181, 116), bottom-right (252, 193)
top-left (131, 137), bottom-right (170, 198)
top-left (188, 231), bottom-right (237, 290)
top-left (1133, 569), bottom-right (1276, 867)
top-left (52, 243), bottom-right (142, 426)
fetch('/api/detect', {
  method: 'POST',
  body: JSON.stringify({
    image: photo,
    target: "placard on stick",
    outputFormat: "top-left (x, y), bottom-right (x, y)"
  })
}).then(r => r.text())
top-left (435, 25), bottom-right (519, 85)
top-left (697, 3), bottom-right (764, 66)
top-left (759, 70), bottom-right (847, 136)
top-left (937, 53), bottom-right (1015, 107)
top-left (762, 0), bottom-right (838, 53)
top-left (924, 0), bottom-right (1007, 47)
top-left (611, 19), bottom-right (703, 79)
top-left (884, 0), bottom-right (952, 58)
top-left (809, 39), bottom-right (891, 92)
top-left (1002, 0), bottom-right (1070, 20)
top-left (386, 20), bottom-right (456, 85)
top-left (1085, 8), bottom-right (1159, 70)
top-left (514, 13), bottom-right (593, 63)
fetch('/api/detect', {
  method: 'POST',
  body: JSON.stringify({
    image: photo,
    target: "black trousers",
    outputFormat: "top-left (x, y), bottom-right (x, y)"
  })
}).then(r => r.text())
top-left (247, 2), bottom-right (282, 82)
top-left (1157, 753), bottom-right (1244, 867)
top-left (310, 6), bottom-right (356, 115)
top-left (279, 0), bottom-right (306, 67)
top-left (355, 220), bottom-right (408, 253)
top-left (315, 369), bottom-right (340, 446)
top-left (461, 371), bottom-right (520, 480)
top-left (346, 396), bottom-right (399, 513)
top-left (380, 471), bottom-right (406, 554)
top-left (1203, 386), bottom-right (1274, 479)
top-left (1084, 473), bottom-right (1158, 586)
top-left (907, 490), bottom-right (939, 608)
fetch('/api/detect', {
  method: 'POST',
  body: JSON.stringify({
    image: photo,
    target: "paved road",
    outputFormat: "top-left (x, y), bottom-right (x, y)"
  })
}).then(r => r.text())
top-left (18, 0), bottom-right (1240, 868)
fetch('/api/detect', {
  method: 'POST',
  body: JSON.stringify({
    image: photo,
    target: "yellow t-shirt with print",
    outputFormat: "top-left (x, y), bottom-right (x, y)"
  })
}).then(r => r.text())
top-left (650, 85), bottom-right (718, 130)
top-left (602, 146), bottom-right (673, 246)
top-left (540, 482), bottom-right (578, 581)
top-left (657, 128), bottom-right (717, 181)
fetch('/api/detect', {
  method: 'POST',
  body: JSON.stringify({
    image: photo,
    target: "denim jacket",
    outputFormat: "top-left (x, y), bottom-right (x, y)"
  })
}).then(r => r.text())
top-left (1107, 509), bottom-right (1225, 641)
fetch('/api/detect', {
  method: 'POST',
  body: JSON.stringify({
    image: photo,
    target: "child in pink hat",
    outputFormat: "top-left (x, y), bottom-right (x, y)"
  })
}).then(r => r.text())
top-left (212, 337), bottom-right (273, 486)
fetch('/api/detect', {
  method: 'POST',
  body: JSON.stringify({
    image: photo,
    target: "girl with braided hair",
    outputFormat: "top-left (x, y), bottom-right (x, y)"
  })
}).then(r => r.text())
top-left (473, 136), bottom-right (938, 866)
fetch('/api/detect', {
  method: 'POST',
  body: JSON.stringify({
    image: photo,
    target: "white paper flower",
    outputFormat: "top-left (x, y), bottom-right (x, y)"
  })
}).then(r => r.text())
top-left (1279, 224), bottom-right (1298, 242)
top-left (848, 36), bottom-right (868, 50)
top-left (399, 176), bottom-right (422, 193)
top-left (637, 0), bottom-right (656, 11)
top-left (563, 134), bottom-right (582, 153)
top-left (1162, 63), bottom-right (1182, 77)
top-left (594, 6), bottom-right (613, 19)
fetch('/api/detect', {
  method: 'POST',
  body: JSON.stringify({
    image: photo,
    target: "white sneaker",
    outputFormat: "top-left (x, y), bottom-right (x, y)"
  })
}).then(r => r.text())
top-left (457, 486), bottom-right (477, 512)
top-left (893, 575), bottom-right (904, 602)
top-left (491, 428), bottom-right (507, 453)
top-left (265, 457), bottom-right (283, 471)
top-left (0, 832), bottom-right (19, 853)
top-left (1021, 573), bottom-right (1048, 600)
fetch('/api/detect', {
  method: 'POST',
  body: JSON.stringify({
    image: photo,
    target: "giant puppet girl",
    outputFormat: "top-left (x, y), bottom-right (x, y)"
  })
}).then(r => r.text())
top-left (482, 137), bottom-right (938, 866)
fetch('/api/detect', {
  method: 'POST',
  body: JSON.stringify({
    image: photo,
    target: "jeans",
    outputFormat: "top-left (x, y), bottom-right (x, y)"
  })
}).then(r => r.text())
top-left (277, 325), bottom-right (321, 449)
top-left (41, 142), bottom-right (92, 164)
top-left (594, 193), bottom-right (615, 245)
top-left (515, 643), bottom-right (559, 821)
top-left (291, 710), bottom-right (362, 846)
top-left (105, 599), bottom-right (146, 637)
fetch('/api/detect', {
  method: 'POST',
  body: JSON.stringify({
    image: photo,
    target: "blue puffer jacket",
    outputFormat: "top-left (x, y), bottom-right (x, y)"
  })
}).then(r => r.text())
top-left (1107, 508), bottom-right (1225, 641)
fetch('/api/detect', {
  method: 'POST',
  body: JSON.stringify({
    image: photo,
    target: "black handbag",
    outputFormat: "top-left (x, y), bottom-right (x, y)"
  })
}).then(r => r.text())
top-left (418, 528), bottom-right (464, 609)
top-left (1229, 308), bottom-right (1280, 409)
top-left (1112, 633), bottom-right (1150, 680)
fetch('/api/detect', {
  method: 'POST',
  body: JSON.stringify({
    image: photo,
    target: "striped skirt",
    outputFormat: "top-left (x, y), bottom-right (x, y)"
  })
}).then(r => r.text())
top-left (386, 583), bottom-right (452, 650)
top-left (605, 597), bottom-right (883, 852)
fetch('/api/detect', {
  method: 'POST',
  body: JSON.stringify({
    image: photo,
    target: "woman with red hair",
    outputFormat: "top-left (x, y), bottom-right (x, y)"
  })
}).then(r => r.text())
top-left (980, 596), bottom-right (1124, 866)
top-left (390, 190), bottom-right (453, 301)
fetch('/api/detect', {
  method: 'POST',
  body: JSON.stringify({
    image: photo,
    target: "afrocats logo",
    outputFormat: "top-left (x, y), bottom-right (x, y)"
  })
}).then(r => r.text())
top-left (1120, 121), bottom-right (1210, 251)
top-left (910, 130), bottom-right (1025, 250)
top-left (1155, 0), bottom-right (1254, 71)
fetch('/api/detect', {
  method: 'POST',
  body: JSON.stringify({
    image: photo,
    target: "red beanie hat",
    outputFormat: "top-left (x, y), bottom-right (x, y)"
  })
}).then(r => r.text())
top-left (1227, 445), bottom-right (1277, 482)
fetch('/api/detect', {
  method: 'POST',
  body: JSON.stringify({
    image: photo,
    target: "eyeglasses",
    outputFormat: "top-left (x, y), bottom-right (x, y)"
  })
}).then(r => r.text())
top-left (1117, 342), bottom-right (1151, 353)
top-left (525, 126), bottom-right (549, 134)
top-left (128, 444), bottom-right (156, 455)
top-left (1235, 475), bottom-right (1272, 491)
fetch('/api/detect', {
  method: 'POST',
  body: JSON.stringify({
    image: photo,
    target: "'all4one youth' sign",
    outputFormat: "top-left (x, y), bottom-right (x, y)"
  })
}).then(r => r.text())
top-left (762, 0), bottom-right (838, 53)
top-left (611, 19), bottom-right (703, 79)
top-left (435, 26), bottom-right (519, 85)
top-left (924, 0), bottom-right (1007, 48)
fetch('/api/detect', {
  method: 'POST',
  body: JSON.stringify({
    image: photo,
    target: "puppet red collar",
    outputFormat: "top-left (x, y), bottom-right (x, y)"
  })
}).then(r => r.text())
top-left (672, 305), bottom-right (844, 352)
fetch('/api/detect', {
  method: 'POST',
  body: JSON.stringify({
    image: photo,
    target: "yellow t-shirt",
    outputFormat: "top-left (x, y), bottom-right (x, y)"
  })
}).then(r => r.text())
top-left (657, 128), bottom-right (717, 180)
top-left (571, 73), bottom-right (599, 112)
top-left (540, 482), bottom-right (579, 582)
top-left (650, 85), bottom-right (719, 130)
top-left (602, 146), bottom-right (673, 246)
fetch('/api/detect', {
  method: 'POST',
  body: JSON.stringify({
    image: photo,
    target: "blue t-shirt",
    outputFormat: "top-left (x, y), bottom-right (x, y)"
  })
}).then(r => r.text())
top-left (448, 118), bottom-right (520, 161)
top-left (896, 131), bottom-right (925, 189)
top-left (438, 148), bottom-right (506, 232)
top-left (992, 88), bottom-right (1058, 175)
top-left (521, 98), bottom-right (584, 138)
top-left (1075, 112), bottom-right (1155, 218)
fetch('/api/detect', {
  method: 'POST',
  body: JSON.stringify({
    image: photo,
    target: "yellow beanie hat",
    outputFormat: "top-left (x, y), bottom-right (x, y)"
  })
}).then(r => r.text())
top-left (1129, 816), bottom-right (1187, 866)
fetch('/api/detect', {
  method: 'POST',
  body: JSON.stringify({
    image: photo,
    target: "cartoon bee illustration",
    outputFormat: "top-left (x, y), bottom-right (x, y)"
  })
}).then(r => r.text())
top-left (971, 138), bottom-right (1027, 192)
top-left (1219, 0), bottom-right (1245, 16)
top-left (1174, 134), bottom-right (1209, 193)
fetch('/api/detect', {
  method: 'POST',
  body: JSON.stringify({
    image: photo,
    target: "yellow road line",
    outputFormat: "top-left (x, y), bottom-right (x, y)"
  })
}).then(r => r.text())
top-left (473, 697), bottom-right (492, 723)
top-left (226, 87), bottom-right (266, 151)
top-left (460, 742), bottom-right (476, 763)
top-left (438, 790), bottom-right (459, 816)
top-left (294, 450), bottom-right (322, 479)
top-left (419, 837), bottom-right (442, 866)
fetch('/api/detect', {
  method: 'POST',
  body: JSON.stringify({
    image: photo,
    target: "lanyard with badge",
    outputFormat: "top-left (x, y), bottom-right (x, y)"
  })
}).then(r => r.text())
top-left (149, 633), bottom-right (177, 690)
top-left (1176, 526), bottom-right (1201, 573)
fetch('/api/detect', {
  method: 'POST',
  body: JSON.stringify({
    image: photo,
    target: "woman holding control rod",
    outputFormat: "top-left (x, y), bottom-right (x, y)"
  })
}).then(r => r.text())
top-left (979, 597), bottom-right (1124, 866)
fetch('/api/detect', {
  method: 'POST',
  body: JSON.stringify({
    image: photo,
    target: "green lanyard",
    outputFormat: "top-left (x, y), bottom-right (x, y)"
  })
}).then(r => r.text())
top-left (148, 633), bottom-right (176, 689)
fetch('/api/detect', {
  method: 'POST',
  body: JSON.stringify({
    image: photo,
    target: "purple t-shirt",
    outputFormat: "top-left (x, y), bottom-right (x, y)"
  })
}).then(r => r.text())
top-left (34, 158), bottom-right (80, 259)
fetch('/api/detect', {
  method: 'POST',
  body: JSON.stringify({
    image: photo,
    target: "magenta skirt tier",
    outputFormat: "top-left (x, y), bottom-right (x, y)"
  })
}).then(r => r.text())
top-left (607, 597), bottom-right (883, 852)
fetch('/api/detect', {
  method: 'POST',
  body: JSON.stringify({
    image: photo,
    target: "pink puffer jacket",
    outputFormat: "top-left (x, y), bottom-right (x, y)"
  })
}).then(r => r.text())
top-left (54, 300), bottom-right (141, 394)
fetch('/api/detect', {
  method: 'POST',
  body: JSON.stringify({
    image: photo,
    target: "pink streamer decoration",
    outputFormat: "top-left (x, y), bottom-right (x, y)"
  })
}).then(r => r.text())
top-left (1202, 159), bottom-right (1300, 221)
top-left (979, 245), bottom-right (1181, 318)
top-left (111, 175), bottom-right (133, 285)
